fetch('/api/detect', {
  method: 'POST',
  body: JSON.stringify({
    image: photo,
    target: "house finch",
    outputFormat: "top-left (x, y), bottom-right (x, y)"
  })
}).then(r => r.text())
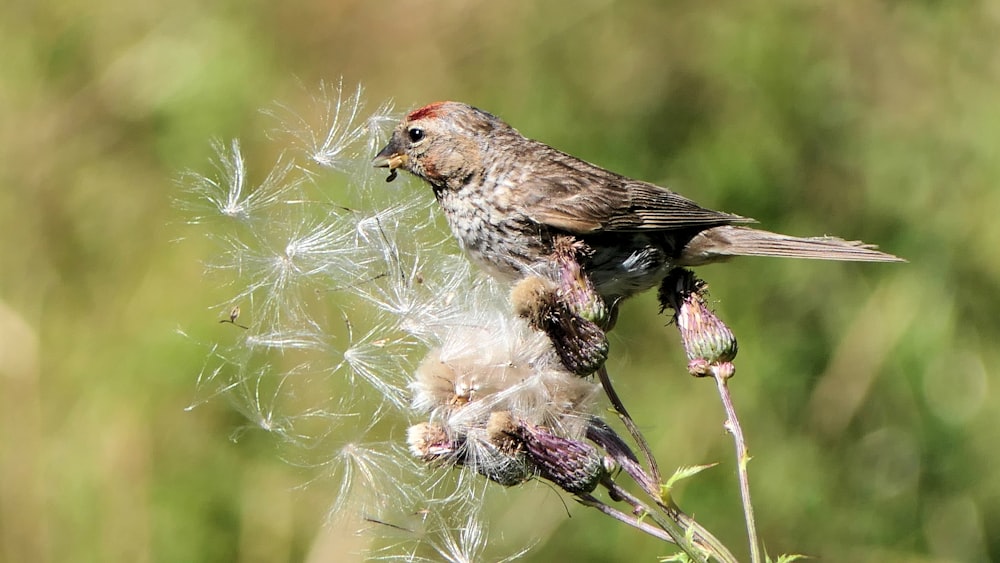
top-left (373, 102), bottom-right (902, 303)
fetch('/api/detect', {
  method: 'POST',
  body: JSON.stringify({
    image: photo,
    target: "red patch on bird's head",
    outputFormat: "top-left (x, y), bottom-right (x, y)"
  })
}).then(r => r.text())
top-left (406, 101), bottom-right (450, 122)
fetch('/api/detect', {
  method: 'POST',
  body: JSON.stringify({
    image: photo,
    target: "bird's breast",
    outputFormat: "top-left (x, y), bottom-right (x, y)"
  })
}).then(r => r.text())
top-left (435, 182), bottom-right (548, 281)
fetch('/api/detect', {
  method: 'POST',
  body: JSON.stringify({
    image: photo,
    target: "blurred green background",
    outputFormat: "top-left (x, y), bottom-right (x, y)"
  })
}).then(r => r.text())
top-left (3, 0), bottom-right (999, 561)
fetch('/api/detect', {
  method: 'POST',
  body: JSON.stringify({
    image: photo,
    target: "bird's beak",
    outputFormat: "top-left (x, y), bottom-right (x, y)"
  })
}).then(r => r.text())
top-left (372, 142), bottom-right (407, 170)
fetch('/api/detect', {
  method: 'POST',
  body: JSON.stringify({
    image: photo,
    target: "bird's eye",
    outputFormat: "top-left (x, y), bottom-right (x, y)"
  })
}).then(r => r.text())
top-left (407, 128), bottom-right (424, 143)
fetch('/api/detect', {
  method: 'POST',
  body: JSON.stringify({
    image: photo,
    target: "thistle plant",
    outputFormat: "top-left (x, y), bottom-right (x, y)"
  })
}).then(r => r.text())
top-left (181, 81), bottom-right (798, 562)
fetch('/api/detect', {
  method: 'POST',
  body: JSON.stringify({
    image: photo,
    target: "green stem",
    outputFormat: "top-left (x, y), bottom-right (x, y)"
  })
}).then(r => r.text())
top-left (713, 363), bottom-right (761, 563)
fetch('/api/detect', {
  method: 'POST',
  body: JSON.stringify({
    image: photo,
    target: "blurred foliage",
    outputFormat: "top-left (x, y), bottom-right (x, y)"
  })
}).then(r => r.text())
top-left (2, 0), bottom-right (1000, 561)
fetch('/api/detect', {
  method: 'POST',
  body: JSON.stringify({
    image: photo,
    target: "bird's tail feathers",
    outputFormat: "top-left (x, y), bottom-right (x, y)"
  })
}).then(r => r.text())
top-left (679, 225), bottom-right (905, 265)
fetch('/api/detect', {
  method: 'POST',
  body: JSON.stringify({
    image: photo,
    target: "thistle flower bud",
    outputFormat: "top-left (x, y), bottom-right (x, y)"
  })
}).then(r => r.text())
top-left (491, 411), bottom-right (607, 495)
top-left (658, 269), bottom-right (738, 377)
top-left (549, 311), bottom-right (610, 377)
top-left (550, 236), bottom-right (610, 328)
top-left (511, 274), bottom-right (609, 376)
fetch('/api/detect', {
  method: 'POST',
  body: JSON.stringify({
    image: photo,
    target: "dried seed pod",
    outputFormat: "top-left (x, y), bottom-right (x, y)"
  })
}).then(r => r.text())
top-left (408, 418), bottom-right (535, 487)
top-left (407, 422), bottom-right (458, 461)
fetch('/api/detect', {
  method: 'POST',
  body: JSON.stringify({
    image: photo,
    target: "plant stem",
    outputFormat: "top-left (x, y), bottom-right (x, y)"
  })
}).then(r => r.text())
top-left (576, 493), bottom-right (676, 543)
top-left (599, 481), bottom-right (709, 563)
top-left (596, 365), bottom-right (662, 485)
top-left (712, 362), bottom-right (761, 563)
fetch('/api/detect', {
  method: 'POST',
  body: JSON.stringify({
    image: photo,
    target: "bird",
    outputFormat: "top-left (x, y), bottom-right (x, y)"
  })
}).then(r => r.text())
top-left (373, 101), bottom-right (902, 304)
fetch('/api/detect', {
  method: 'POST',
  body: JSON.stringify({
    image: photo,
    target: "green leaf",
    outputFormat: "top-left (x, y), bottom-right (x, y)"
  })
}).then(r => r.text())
top-left (766, 554), bottom-right (809, 563)
top-left (660, 463), bottom-right (719, 500)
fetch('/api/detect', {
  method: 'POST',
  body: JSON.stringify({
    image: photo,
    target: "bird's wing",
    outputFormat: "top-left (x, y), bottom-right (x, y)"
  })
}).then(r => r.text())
top-left (521, 145), bottom-right (754, 234)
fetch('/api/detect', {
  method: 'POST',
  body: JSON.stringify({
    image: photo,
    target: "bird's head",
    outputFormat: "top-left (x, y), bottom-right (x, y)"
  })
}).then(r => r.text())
top-left (373, 101), bottom-right (506, 188)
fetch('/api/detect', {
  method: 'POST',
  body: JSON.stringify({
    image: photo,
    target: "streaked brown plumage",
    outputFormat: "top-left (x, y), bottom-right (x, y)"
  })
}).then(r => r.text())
top-left (373, 101), bottom-right (902, 302)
